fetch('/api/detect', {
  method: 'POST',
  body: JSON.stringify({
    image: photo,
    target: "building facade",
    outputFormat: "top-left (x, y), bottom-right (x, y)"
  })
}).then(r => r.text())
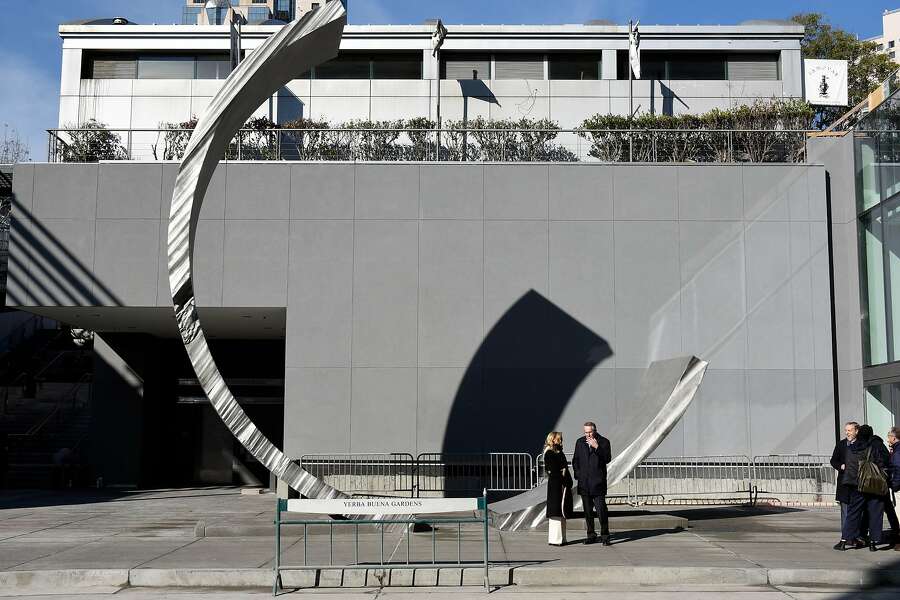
top-left (866, 8), bottom-right (900, 63)
top-left (10, 14), bottom-right (887, 489)
top-left (57, 20), bottom-right (804, 160)
top-left (181, 1), bottom-right (333, 26)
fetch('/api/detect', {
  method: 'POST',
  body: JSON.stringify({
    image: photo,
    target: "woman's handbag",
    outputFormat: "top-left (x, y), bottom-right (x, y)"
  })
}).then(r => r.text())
top-left (858, 448), bottom-right (890, 496)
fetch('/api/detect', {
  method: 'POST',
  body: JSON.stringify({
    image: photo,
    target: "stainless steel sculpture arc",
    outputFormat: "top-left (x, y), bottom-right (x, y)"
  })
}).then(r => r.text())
top-left (168, 2), bottom-right (348, 499)
top-left (489, 356), bottom-right (709, 531)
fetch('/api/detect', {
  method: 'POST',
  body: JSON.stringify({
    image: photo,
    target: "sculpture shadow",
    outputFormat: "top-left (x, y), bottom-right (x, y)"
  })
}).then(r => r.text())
top-left (441, 290), bottom-right (612, 460)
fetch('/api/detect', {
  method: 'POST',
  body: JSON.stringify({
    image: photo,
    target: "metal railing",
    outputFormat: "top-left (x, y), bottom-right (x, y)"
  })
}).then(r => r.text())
top-left (751, 454), bottom-right (836, 505)
top-left (47, 127), bottom-right (813, 164)
top-left (297, 453), bottom-right (416, 497)
top-left (295, 452), bottom-right (837, 507)
top-left (535, 453), bottom-right (835, 507)
top-left (625, 455), bottom-right (754, 505)
top-left (414, 453), bottom-right (534, 496)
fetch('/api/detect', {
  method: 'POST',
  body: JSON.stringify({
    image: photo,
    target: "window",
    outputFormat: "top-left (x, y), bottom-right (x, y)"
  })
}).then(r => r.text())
top-left (441, 54), bottom-right (490, 80)
top-left (617, 51), bottom-right (728, 80)
top-left (247, 6), bottom-right (270, 23)
top-left (206, 6), bottom-right (227, 25)
top-left (85, 55), bottom-right (137, 79)
top-left (137, 55), bottom-right (195, 79)
top-left (182, 6), bottom-right (202, 24)
top-left (371, 53), bottom-right (422, 79)
top-left (727, 53), bottom-right (779, 81)
top-left (890, 41), bottom-right (896, 48)
top-left (84, 52), bottom-right (232, 80)
top-left (549, 53), bottom-right (601, 80)
top-left (314, 54), bottom-right (370, 79)
top-left (196, 54), bottom-right (232, 79)
top-left (494, 53), bottom-right (544, 80)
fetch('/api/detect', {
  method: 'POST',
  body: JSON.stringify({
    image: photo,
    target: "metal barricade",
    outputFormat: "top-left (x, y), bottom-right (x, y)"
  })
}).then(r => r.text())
top-left (625, 455), bottom-right (754, 505)
top-left (297, 454), bottom-right (416, 497)
top-left (415, 453), bottom-right (533, 497)
top-left (273, 495), bottom-right (490, 595)
top-left (751, 454), bottom-right (837, 506)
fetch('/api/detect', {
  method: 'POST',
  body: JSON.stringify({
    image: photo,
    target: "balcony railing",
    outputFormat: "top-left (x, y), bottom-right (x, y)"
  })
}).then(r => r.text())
top-left (47, 127), bottom-right (813, 164)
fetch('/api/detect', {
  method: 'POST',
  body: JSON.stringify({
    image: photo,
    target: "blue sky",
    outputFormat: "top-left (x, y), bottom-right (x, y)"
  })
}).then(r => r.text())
top-left (0, 0), bottom-right (894, 159)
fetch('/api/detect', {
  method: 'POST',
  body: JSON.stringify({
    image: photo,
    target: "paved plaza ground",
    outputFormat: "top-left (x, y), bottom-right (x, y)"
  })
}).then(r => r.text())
top-left (1, 488), bottom-right (899, 597)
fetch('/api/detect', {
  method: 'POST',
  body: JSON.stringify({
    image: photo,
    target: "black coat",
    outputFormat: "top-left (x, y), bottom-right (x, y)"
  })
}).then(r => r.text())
top-left (830, 438), bottom-right (853, 503)
top-left (572, 434), bottom-right (611, 496)
top-left (889, 441), bottom-right (900, 492)
top-left (544, 448), bottom-right (574, 519)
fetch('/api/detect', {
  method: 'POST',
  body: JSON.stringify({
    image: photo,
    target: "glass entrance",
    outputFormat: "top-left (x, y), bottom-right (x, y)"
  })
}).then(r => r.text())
top-left (865, 383), bottom-right (900, 438)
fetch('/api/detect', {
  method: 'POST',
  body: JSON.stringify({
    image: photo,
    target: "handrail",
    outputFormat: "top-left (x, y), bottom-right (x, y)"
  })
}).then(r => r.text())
top-left (824, 66), bottom-right (900, 133)
top-left (8, 372), bottom-right (91, 444)
top-left (46, 126), bottom-right (814, 164)
top-left (0, 314), bottom-right (50, 353)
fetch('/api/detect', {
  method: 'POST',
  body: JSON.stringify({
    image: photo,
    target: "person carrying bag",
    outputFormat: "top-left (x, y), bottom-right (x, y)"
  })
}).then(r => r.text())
top-left (837, 425), bottom-right (890, 552)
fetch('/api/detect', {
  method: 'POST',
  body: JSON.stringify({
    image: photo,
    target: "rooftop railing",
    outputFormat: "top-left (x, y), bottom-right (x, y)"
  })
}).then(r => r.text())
top-left (47, 127), bottom-right (813, 164)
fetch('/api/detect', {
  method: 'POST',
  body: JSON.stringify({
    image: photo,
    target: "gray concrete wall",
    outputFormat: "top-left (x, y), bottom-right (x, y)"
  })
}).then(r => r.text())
top-left (8, 161), bottom-right (834, 459)
top-left (807, 135), bottom-right (865, 432)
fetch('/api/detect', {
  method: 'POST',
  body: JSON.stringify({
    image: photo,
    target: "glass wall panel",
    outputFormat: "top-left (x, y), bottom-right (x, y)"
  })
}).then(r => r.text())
top-left (886, 198), bottom-right (900, 362)
top-left (866, 385), bottom-right (896, 437)
top-left (861, 209), bottom-right (889, 365)
top-left (371, 53), bottom-right (422, 79)
top-left (196, 55), bottom-right (232, 79)
top-left (315, 54), bottom-right (370, 79)
top-left (549, 53), bottom-right (601, 80)
top-left (138, 56), bottom-right (195, 79)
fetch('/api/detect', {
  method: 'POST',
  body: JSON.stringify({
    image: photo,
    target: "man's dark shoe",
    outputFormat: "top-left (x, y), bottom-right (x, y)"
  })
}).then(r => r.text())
top-left (869, 541), bottom-right (879, 552)
top-left (853, 539), bottom-right (866, 549)
top-left (834, 540), bottom-right (848, 551)
top-left (583, 534), bottom-right (597, 545)
top-left (600, 535), bottom-right (612, 546)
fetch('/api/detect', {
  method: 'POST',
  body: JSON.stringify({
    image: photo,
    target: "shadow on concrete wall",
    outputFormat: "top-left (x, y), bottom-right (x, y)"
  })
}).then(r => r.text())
top-left (6, 198), bottom-right (124, 307)
top-left (441, 290), bottom-right (612, 457)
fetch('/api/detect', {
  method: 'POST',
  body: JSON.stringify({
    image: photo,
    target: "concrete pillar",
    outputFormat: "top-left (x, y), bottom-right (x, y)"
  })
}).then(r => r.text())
top-left (90, 334), bottom-right (145, 488)
top-left (602, 49), bottom-right (618, 80)
top-left (807, 134), bottom-right (865, 433)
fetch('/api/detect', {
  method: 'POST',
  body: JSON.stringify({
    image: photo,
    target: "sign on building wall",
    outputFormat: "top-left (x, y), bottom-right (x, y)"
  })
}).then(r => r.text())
top-left (804, 59), bottom-right (849, 106)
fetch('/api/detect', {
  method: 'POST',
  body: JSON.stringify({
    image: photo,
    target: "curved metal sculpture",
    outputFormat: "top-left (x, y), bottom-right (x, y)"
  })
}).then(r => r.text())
top-left (168, 2), bottom-right (348, 499)
top-left (489, 356), bottom-right (709, 531)
top-left (167, 0), bottom-right (708, 521)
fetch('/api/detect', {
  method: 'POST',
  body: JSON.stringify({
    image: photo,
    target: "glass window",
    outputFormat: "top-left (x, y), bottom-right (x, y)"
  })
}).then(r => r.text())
top-left (87, 56), bottom-right (137, 79)
top-left (891, 41), bottom-right (896, 48)
top-left (494, 53), bottom-right (544, 80)
top-left (206, 6), bottom-right (227, 25)
top-left (668, 53), bottom-right (726, 80)
top-left (371, 53), bottom-right (422, 79)
top-left (861, 208), bottom-right (889, 365)
top-left (138, 55), bottom-right (196, 79)
top-left (196, 55), bottom-right (232, 79)
top-left (247, 6), bottom-right (270, 23)
top-left (884, 198), bottom-right (900, 362)
top-left (182, 6), bottom-right (202, 24)
top-left (866, 385), bottom-right (896, 436)
top-left (314, 54), bottom-right (370, 79)
top-left (549, 53), bottom-right (601, 80)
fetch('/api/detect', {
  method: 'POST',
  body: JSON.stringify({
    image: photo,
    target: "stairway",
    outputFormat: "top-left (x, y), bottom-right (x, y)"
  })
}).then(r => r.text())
top-left (3, 380), bottom-right (92, 489)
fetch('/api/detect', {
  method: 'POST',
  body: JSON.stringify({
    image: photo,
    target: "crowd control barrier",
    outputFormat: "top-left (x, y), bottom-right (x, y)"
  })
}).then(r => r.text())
top-left (273, 493), bottom-right (490, 595)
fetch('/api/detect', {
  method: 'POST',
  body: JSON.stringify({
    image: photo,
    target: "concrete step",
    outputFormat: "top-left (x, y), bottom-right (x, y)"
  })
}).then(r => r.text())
top-left (196, 513), bottom-right (687, 538)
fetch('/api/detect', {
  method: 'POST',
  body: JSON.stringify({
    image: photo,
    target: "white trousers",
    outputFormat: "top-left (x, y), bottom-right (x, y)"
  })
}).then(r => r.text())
top-left (548, 517), bottom-right (566, 545)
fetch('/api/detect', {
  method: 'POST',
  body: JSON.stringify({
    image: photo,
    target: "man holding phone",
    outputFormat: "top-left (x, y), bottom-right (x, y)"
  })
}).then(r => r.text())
top-left (572, 421), bottom-right (612, 545)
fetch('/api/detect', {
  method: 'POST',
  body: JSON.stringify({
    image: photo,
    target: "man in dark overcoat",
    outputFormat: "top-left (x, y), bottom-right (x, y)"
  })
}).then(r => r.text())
top-left (572, 421), bottom-right (612, 545)
top-left (830, 421), bottom-right (858, 548)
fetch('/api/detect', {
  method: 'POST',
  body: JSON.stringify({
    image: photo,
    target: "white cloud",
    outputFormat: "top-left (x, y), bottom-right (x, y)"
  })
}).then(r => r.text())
top-left (0, 54), bottom-right (59, 163)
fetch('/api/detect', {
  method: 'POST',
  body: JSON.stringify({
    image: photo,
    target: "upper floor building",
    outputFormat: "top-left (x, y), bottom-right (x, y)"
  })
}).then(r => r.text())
top-left (58, 18), bottom-right (805, 157)
top-left (181, 0), bottom-right (340, 26)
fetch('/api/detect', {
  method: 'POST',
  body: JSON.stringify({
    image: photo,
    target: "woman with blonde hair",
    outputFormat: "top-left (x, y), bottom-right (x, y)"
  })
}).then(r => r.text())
top-left (543, 431), bottom-right (574, 546)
